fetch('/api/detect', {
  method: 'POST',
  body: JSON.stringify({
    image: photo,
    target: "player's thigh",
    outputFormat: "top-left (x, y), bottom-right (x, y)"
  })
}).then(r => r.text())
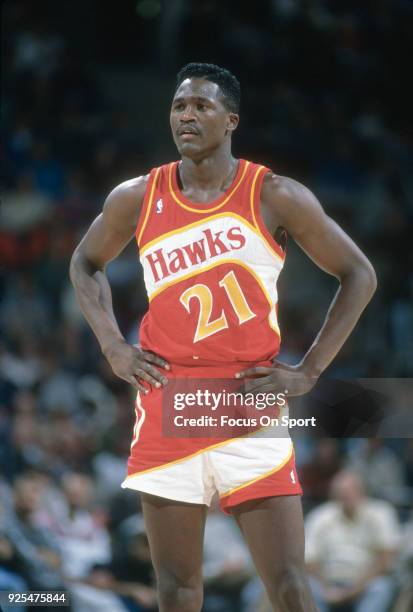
top-left (141, 492), bottom-right (207, 578)
top-left (232, 495), bottom-right (305, 577)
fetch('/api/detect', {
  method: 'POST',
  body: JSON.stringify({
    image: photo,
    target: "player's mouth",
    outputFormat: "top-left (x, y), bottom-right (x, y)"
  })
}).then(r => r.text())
top-left (178, 127), bottom-right (200, 139)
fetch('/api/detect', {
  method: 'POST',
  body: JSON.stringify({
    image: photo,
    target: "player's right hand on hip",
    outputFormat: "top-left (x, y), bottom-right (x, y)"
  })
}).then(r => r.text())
top-left (103, 339), bottom-right (169, 393)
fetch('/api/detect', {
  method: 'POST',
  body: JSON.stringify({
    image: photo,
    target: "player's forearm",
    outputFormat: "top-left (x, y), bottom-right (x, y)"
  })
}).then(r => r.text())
top-left (301, 264), bottom-right (377, 376)
top-left (69, 251), bottom-right (125, 354)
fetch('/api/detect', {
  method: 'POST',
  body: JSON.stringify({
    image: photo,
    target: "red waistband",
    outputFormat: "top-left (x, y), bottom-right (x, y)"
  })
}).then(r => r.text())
top-left (167, 358), bottom-right (273, 376)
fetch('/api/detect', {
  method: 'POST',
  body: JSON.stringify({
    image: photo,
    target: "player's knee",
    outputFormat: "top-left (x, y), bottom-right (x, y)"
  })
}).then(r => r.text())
top-left (157, 569), bottom-right (203, 612)
top-left (269, 564), bottom-right (310, 609)
top-left (278, 564), bottom-right (308, 592)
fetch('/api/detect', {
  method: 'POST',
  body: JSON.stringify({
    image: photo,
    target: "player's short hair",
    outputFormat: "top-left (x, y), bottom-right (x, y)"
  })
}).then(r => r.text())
top-left (176, 62), bottom-right (241, 113)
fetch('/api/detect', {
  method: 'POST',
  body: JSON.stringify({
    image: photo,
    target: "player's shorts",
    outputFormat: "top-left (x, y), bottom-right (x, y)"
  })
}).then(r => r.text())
top-left (121, 359), bottom-right (302, 514)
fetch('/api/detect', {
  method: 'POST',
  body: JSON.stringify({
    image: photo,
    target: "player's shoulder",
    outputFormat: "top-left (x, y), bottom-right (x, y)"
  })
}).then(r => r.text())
top-left (107, 174), bottom-right (150, 205)
top-left (102, 174), bottom-right (150, 227)
top-left (261, 171), bottom-right (316, 206)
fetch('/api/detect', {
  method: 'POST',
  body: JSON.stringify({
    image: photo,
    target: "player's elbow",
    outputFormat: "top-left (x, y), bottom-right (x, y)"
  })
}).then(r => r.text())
top-left (342, 257), bottom-right (377, 300)
top-left (361, 258), bottom-right (377, 298)
top-left (70, 248), bottom-right (104, 291)
top-left (69, 248), bottom-right (94, 285)
top-left (69, 248), bottom-right (84, 284)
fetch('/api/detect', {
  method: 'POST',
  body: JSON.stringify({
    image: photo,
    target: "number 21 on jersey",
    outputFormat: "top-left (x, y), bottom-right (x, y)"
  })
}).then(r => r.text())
top-left (179, 270), bottom-right (256, 343)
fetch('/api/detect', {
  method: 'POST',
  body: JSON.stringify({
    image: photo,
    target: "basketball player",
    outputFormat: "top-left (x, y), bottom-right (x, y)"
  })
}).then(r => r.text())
top-left (70, 63), bottom-right (377, 612)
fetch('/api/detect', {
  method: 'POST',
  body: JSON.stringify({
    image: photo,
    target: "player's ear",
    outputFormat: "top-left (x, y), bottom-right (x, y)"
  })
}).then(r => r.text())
top-left (226, 113), bottom-right (239, 134)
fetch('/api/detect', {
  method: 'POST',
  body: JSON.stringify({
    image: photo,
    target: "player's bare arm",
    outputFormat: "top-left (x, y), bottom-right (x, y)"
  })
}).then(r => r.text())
top-left (236, 173), bottom-right (377, 395)
top-left (69, 176), bottom-right (169, 393)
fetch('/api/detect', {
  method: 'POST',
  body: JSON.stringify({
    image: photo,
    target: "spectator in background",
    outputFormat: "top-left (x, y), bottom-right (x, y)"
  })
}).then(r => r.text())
top-left (37, 472), bottom-right (111, 580)
top-left (0, 273), bottom-right (52, 342)
top-left (392, 509), bottom-right (413, 612)
top-left (69, 514), bottom-right (157, 612)
top-left (0, 173), bottom-right (51, 234)
top-left (34, 471), bottom-right (139, 612)
top-left (37, 347), bottom-right (80, 415)
top-left (29, 141), bottom-right (65, 199)
top-left (110, 513), bottom-right (157, 610)
top-left (346, 439), bottom-right (409, 507)
top-left (305, 470), bottom-right (400, 612)
top-left (0, 496), bottom-right (28, 612)
top-left (0, 533), bottom-right (29, 612)
top-left (299, 439), bottom-right (343, 510)
top-left (4, 474), bottom-right (65, 591)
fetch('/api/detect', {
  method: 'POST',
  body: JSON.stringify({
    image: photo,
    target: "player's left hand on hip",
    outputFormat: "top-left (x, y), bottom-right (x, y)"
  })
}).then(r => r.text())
top-left (235, 360), bottom-right (318, 397)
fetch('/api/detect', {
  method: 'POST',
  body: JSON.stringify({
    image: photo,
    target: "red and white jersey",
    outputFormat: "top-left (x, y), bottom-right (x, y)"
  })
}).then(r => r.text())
top-left (136, 159), bottom-right (285, 365)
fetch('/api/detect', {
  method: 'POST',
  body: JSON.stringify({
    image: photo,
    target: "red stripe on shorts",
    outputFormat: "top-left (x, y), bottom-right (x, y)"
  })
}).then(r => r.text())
top-left (220, 451), bottom-right (302, 514)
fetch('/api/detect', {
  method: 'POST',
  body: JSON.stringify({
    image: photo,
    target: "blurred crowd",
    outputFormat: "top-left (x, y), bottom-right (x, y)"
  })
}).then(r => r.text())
top-left (2, 1), bottom-right (413, 611)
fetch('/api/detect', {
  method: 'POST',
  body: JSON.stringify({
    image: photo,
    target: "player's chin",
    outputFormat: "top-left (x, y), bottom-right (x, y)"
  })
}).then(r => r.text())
top-left (176, 141), bottom-right (204, 157)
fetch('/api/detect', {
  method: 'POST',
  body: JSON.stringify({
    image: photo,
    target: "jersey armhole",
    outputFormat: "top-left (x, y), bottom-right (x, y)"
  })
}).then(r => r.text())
top-left (250, 166), bottom-right (286, 260)
top-left (135, 167), bottom-right (161, 248)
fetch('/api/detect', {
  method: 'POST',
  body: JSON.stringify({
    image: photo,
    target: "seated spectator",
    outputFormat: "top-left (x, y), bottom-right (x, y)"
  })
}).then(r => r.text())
top-left (112, 513), bottom-right (155, 584)
top-left (110, 513), bottom-right (157, 610)
top-left (4, 474), bottom-right (65, 591)
top-left (305, 470), bottom-right (400, 612)
top-left (346, 439), bottom-right (409, 506)
top-left (70, 514), bottom-right (157, 611)
top-left (299, 439), bottom-right (343, 508)
top-left (1, 173), bottom-right (51, 233)
top-left (0, 497), bottom-right (28, 612)
top-left (392, 509), bottom-right (413, 612)
top-left (34, 472), bottom-right (142, 611)
top-left (37, 472), bottom-right (112, 580)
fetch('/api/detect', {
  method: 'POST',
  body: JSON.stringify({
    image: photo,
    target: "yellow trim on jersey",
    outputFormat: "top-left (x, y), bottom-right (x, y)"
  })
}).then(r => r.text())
top-left (123, 425), bottom-right (271, 481)
top-left (139, 211), bottom-right (283, 264)
top-left (249, 165), bottom-right (285, 260)
top-left (220, 440), bottom-right (294, 499)
top-left (168, 160), bottom-right (250, 213)
top-left (148, 257), bottom-right (281, 337)
top-left (137, 167), bottom-right (160, 245)
top-left (130, 393), bottom-right (146, 450)
top-left (250, 165), bottom-right (267, 231)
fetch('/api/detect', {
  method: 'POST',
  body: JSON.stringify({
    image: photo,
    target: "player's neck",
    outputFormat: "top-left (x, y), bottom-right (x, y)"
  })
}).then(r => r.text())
top-left (179, 148), bottom-right (237, 192)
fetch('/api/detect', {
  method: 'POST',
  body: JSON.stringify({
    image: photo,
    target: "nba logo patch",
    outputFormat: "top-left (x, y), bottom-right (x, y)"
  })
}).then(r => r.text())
top-left (156, 198), bottom-right (163, 214)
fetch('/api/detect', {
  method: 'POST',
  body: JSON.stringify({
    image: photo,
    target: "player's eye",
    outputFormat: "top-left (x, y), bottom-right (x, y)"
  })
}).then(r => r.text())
top-left (197, 104), bottom-right (206, 111)
top-left (174, 103), bottom-right (184, 111)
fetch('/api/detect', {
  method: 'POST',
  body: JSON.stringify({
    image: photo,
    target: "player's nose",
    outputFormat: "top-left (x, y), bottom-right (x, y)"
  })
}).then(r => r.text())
top-left (180, 105), bottom-right (196, 122)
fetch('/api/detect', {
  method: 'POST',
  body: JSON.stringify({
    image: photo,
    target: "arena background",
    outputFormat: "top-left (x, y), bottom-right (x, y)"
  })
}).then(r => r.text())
top-left (1, 1), bottom-right (412, 611)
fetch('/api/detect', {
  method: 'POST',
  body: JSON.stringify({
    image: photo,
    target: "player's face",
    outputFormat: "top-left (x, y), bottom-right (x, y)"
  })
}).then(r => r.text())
top-left (170, 78), bottom-right (238, 158)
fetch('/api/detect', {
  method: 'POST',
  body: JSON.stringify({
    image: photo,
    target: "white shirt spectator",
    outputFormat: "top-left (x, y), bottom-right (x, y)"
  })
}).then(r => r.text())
top-left (305, 499), bottom-right (400, 585)
top-left (48, 506), bottom-right (111, 579)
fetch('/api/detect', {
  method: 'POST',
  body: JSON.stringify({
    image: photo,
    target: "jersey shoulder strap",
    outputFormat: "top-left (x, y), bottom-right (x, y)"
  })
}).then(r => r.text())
top-left (135, 163), bottom-right (172, 247)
